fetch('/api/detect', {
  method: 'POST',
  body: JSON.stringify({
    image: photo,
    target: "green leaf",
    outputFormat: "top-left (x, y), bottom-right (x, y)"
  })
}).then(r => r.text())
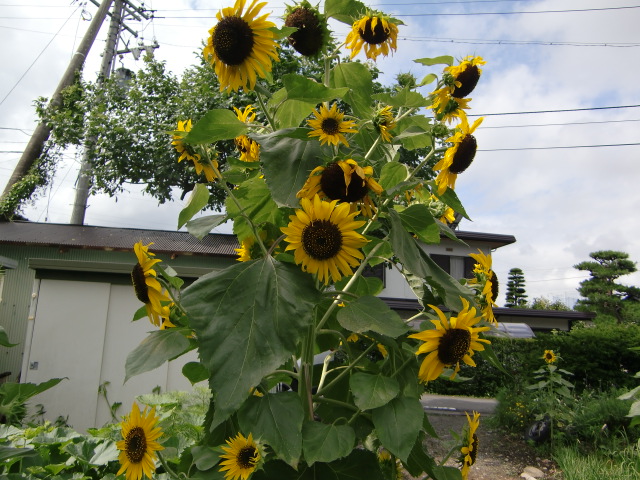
top-left (186, 214), bottom-right (227, 240)
top-left (436, 185), bottom-right (471, 220)
top-left (256, 129), bottom-right (327, 207)
top-left (628, 400), bottom-right (640, 419)
top-left (269, 25), bottom-right (298, 39)
top-left (132, 304), bottom-right (147, 322)
top-left (181, 257), bottom-right (321, 428)
top-left (398, 204), bottom-right (438, 244)
top-left (337, 296), bottom-right (408, 338)
top-left (418, 73), bottom-right (438, 86)
top-left (395, 116), bottom-right (433, 151)
top-left (372, 88), bottom-right (430, 109)
top-left (350, 373), bottom-right (400, 410)
top-left (388, 209), bottom-right (473, 310)
top-left (0, 326), bottom-right (16, 347)
top-left (372, 396), bottom-right (424, 462)
top-left (178, 184), bottom-right (210, 229)
top-left (238, 393), bottom-right (304, 467)
top-left (125, 329), bottom-right (191, 382)
top-left (182, 362), bottom-right (209, 385)
top-left (0, 378), bottom-right (64, 409)
top-left (335, 274), bottom-right (384, 297)
top-left (282, 74), bottom-right (350, 104)
top-left (268, 88), bottom-right (316, 129)
top-left (618, 385), bottom-right (640, 401)
top-left (185, 109), bottom-right (247, 143)
top-left (405, 431), bottom-right (436, 477)
top-left (413, 56), bottom-right (454, 67)
top-left (362, 237), bottom-right (393, 267)
top-left (191, 445), bottom-right (220, 471)
top-left (88, 440), bottom-right (119, 465)
top-left (0, 445), bottom-right (38, 462)
top-left (324, 0), bottom-right (368, 24)
top-left (302, 421), bottom-right (355, 465)
top-left (330, 62), bottom-right (374, 118)
top-left (379, 162), bottom-right (408, 191)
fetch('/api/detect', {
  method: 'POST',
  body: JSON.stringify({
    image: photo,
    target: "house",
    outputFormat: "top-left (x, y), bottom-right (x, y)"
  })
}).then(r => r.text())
top-left (0, 220), bottom-right (589, 430)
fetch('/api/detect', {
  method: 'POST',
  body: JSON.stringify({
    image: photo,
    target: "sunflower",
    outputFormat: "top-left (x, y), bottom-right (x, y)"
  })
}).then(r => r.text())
top-left (373, 105), bottom-right (396, 142)
top-left (203, 0), bottom-right (279, 92)
top-left (468, 249), bottom-right (498, 325)
top-left (131, 242), bottom-right (173, 327)
top-left (430, 88), bottom-right (472, 124)
top-left (307, 103), bottom-right (358, 147)
top-left (219, 432), bottom-right (261, 480)
top-left (428, 194), bottom-right (456, 224)
top-left (542, 349), bottom-right (557, 364)
top-left (281, 195), bottom-right (368, 285)
top-left (235, 237), bottom-right (254, 262)
top-left (433, 111), bottom-right (483, 195)
top-left (116, 403), bottom-right (164, 480)
top-left (233, 105), bottom-right (260, 162)
top-left (347, 333), bottom-right (388, 360)
top-left (460, 411), bottom-right (480, 480)
top-left (409, 298), bottom-right (490, 382)
top-left (345, 13), bottom-right (399, 61)
top-left (284, 1), bottom-right (329, 57)
top-left (445, 56), bottom-right (486, 99)
top-left (172, 119), bottom-right (219, 182)
top-left (297, 159), bottom-right (383, 217)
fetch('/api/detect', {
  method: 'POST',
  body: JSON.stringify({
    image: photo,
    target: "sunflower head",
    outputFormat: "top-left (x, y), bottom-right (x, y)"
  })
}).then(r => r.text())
top-left (219, 432), bottom-right (262, 480)
top-left (542, 349), bottom-right (557, 364)
top-left (430, 88), bottom-right (472, 124)
top-left (345, 12), bottom-right (399, 60)
top-left (281, 195), bottom-right (368, 284)
top-left (427, 195), bottom-right (456, 224)
top-left (459, 411), bottom-right (480, 479)
top-left (467, 249), bottom-right (498, 324)
top-left (307, 103), bottom-right (358, 147)
top-left (116, 403), bottom-right (164, 480)
top-left (172, 119), bottom-right (200, 164)
top-left (284, 1), bottom-right (330, 57)
top-left (373, 105), bottom-right (396, 142)
top-left (203, 0), bottom-right (280, 92)
top-left (445, 56), bottom-right (486, 99)
top-left (131, 242), bottom-right (173, 327)
top-left (409, 299), bottom-right (490, 382)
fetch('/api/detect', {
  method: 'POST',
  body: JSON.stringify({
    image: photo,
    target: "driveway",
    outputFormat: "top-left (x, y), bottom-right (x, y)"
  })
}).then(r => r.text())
top-left (420, 393), bottom-right (498, 415)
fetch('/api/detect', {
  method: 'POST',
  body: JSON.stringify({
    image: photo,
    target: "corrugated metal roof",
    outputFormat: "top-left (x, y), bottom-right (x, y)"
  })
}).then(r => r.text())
top-left (0, 221), bottom-right (239, 257)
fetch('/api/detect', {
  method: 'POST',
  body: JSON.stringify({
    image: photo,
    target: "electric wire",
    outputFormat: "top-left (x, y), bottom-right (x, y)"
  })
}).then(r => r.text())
top-left (478, 143), bottom-right (640, 152)
top-left (469, 104), bottom-right (640, 117)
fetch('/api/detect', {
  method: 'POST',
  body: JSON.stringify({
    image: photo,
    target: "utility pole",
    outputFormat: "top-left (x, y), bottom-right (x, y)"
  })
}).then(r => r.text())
top-left (0, 0), bottom-right (114, 202)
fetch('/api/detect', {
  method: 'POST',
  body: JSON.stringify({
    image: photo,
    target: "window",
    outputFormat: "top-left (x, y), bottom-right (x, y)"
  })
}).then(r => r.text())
top-left (362, 263), bottom-right (385, 285)
top-left (430, 254), bottom-right (450, 274)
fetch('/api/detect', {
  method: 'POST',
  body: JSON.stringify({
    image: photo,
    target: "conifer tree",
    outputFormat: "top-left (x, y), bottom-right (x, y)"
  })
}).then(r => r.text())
top-left (505, 267), bottom-right (528, 307)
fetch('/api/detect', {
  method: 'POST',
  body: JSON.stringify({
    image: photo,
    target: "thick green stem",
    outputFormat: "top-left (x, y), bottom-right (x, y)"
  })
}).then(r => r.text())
top-left (255, 88), bottom-right (276, 131)
top-left (299, 324), bottom-right (316, 420)
top-left (157, 451), bottom-right (180, 479)
top-left (314, 342), bottom-right (377, 397)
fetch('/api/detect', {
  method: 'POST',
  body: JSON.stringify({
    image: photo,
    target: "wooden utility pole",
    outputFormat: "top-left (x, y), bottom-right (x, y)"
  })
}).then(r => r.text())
top-left (0, 0), bottom-right (114, 201)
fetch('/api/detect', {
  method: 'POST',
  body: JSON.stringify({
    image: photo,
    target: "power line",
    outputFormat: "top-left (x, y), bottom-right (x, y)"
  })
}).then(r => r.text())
top-left (402, 36), bottom-right (640, 47)
top-left (479, 143), bottom-right (640, 152)
top-left (469, 104), bottom-right (640, 117)
top-left (396, 6), bottom-right (640, 16)
top-left (481, 118), bottom-right (640, 129)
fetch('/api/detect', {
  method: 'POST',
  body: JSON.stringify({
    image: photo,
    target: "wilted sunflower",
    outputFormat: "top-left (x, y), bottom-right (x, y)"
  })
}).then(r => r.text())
top-left (116, 403), bottom-right (164, 480)
top-left (233, 105), bottom-right (260, 162)
top-left (445, 56), bottom-right (486, 99)
top-left (172, 119), bottom-right (219, 182)
top-left (281, 195), bottom-right (368, 285)
top-left (409, 298), bottom-right (490, 382)
top-left (542, 349), bottom-right (557, 364)
top-left (131, 242), bottom-right (173, 327)
top-left (203, 0), bottom-right (279, 92)
top-left (373, 105), bottom-right (396, 142)
top-left (284, 1), bottom-right (329, 57)
top-left (219, 432), bottom-right (261, 480)
top-left (460, 411), bottom-right (480, 480)
top-left (297, 159), bottom-right (383, 217)
top-left (468, 249), bottom-right (498, 324)
top-left (433, 111), bottom-right (483, 194)
top-left (307, 103), bottom-right (358, 147)
top-left (345, 13), bottom-right (399, 60)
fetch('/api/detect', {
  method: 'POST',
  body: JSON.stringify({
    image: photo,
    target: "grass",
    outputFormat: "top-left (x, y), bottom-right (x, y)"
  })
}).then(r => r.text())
top-left (553, 443), bottom-right (640, 480)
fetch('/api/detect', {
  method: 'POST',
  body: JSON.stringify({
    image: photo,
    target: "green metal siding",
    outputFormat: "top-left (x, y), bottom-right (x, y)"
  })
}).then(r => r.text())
top-left (0, 244), bottom-right (234, 382)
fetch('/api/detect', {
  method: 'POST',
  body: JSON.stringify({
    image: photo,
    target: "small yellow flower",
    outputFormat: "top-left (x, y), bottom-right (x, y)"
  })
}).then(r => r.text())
top-left (219, 432), bottom-right (261, 480)
top-left (116, 403), bottom-right (164, 480)
top-left (542, 349), bottom-right (557, 364)
top-left (307, 103), bottom-right (358, 147)
top-left (460, 411), bottom-right (480, 479)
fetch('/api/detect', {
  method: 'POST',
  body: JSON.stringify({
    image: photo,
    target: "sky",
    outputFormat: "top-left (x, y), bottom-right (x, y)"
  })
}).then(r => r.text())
top-left (0, 0), bottom-right (639, 307)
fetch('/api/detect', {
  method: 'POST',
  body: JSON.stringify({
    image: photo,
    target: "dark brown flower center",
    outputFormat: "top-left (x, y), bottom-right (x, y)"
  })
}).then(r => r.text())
top-left (285, 7), bottom-right (324, 56)
top-left (360, 17), bottom-right (390, 45)
top-left (320, 162), bottom-right (369, 203)
top-left (438, 328), bottom-right (471, 365)
top-left (237, 446), bottom-right (258, 469)
top-left (467, 434), bottom-right (479, 465)
top-left (453, 65), bottom-right (480, 98)
top-left (449, 135), bottom-right (477, 174)
top-left (489, 270), bottom-right (499, 300)
top-left (302, 219), bottom-right (343, 260)
top-left (213, 16), bottom-right (254, 66)
top-left (131, 263), bottom-right (150, 304)
top-left (125, 426), bottom-right (147, 464)
top-left (321, 117), bottom-right (340, 135)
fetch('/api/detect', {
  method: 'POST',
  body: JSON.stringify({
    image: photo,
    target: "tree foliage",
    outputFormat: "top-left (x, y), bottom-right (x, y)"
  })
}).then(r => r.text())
top-left (575, 250), bottom-right (638, 323)
top-left (505, 267), bottom-right (528, 308)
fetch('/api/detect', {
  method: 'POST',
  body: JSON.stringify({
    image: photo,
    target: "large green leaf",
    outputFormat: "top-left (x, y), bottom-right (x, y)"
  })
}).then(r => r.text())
top-left (181, 257), bottom-right (320, 428)
top-left (238, 393), bottom-right (304, 467)
top-left (186, 214), bottom-right (227, 240)
top-left (324, 0), bottom-right (368, 25)
top-left (256, 129), bottom-right (327, 207)
top-left (125, 329), bottom-right (191, 382)
top-left (283, 74), bottom-right (350, 104)
top-left (350, 373), bottom-right (399, 410)
top-left (388, 209), bottom-right (473, 310)
top-left (178, 184), bottom-right (210, 229)
top-left (413, 55), bottom-right (454, 67)
top-left (0, 445), bottom-right (38, 462)
top-left (330, 62), bottom-right (374, 118)
top-left (372, 88), bottom-right (430, 109)
top-left (334, 275), bottom-right (384, 297)
top-left (302, 421), bottom-right (355, 465)
top-left (268, 88), bottom-right (316, 129)
top-left (395, 115), bottom-right (433, 151)
top-left (185, 109), bottom-right (247, 143)
top-left (379, 162), bottom-right (408, 191)
top-left (337, 296), bottom-right (408, 338)
top-left (398, 204), bottom-right (439, 244)
top-left (436, 184), bottom-right (471, 220)
top-left (225, 176), bottom-right (285, 241)
top-left (372, 396), bottom-right (424, 462)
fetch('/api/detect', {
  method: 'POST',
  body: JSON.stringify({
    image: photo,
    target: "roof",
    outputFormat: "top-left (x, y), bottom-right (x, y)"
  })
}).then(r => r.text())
top-left (454, 230), bottom-right (516, 249)
top-left (0, 220), bottom-right (239, 257)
